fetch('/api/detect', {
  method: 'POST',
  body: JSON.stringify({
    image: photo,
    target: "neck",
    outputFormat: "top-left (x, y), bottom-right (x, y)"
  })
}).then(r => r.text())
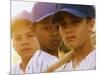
top-left (20, 58), bottom-right (30, 72)
top-left (73, 39), bottom-right (94, 68)
top-left (41, 47), bottom-right (58, 57)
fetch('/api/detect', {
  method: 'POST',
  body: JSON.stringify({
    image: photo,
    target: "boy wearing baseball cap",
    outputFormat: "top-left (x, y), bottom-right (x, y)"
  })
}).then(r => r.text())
top-left (31, 2), bottom-right (62, 57)
top-left (51, 4), bottom-right (96, 71)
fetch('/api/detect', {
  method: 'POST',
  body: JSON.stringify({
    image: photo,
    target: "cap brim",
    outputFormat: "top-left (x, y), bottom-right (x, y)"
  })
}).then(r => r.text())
top-left (34, 12), bottom-right (54, 22)
top-left (56, 8), bottom-right (87, 18)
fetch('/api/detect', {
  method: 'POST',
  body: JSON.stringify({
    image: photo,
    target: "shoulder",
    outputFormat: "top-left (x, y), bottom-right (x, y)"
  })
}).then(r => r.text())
top-left (81, 49), bottom-right (96, 69)
top-left (87, 49), bottom-right (96, 61)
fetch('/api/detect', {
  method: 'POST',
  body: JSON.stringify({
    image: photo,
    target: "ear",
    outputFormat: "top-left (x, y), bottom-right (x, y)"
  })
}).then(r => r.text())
top-left (88, 19), bottom-right (95, 33)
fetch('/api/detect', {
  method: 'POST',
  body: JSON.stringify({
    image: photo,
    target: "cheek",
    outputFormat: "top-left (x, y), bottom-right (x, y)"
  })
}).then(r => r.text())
top-left (76, 26), bottom-right (89, 43)
top-left (13, 42), bottom-right (22, 55)
top-left (41, 32), bottom-right (50, 40)
top-left (37, 30), bottom-right (48, 38)
top-left (37, 28), bottom-right (51, 39)
top-left (13, 41), bottom-right (20, 50)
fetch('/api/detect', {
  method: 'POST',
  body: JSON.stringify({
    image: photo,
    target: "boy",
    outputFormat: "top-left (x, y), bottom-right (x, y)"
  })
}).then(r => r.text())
top-left (31, 2), bottom-right (62, 57)
top-left (11, 15), bottom-right (58, 74)
top-left (51, 4), bottom-right (96, 71)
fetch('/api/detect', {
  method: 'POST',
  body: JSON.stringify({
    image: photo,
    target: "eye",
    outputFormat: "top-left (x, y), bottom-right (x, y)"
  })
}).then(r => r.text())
top-left (71, 19), bottom-right (82, 25)
top-left (61, 22), bottom-right (67, 26)
top-left (27, 34), bottom-right (34, 38)
top-left (42, 25), bottom-right (51, 31)
top-left (14, 36), bottom-right (21, 41)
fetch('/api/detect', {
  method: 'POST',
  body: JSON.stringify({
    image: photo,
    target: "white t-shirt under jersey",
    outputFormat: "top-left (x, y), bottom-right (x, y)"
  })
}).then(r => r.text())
top-left (62, 49), bottom-right (96, 71)
top-left (11, 50), bottom-right (58, 74)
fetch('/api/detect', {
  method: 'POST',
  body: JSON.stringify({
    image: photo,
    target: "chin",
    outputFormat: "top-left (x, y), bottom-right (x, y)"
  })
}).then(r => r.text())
top-left (51, 46), bottom-right (58, 50)
top-left (25, 53), bottom-right (33, 57)
top-left (67, 43), bottom-right (75, 49)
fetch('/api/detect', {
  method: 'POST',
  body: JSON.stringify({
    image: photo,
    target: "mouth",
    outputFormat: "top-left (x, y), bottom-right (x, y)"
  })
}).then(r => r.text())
top-left (65, 36), bottom-right (76, 42)
top-left (21, 48), bottom-right (32, 53)
top-left (50, 39), bottom-right (61, 45)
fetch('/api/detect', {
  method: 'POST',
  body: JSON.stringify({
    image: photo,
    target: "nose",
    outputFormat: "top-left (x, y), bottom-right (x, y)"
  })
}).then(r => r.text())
top-left (51, 28), bottom-right (61, 37)
top-left (52, 31), bottom-right (59, 36)
top-left (21, 37), bottom-right (29, 46)
top-left (51, 26), bottom-right (60, 36)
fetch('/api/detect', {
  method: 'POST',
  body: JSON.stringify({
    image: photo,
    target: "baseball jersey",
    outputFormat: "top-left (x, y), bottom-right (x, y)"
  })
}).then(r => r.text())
top-left (62, 49), bottom-right (96, 71)
top-left (11, 63), bottom-right (28, 74)
top-left (11, 50), bottom-right (58, 74)
top-left (26, 50), bottom-right (58, 73)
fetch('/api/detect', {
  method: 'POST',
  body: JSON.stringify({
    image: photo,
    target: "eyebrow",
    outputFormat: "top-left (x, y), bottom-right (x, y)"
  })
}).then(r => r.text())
top-left (13, 31), bottom-right (33, 37)
top-left (12, 33), bottom-right (20, 37)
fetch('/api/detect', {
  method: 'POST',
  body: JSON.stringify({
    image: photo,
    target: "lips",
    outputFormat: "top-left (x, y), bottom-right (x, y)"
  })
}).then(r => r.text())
top-left (65, 36), bottom-right (76, 42)
top-left (21, 48), bottom-right (32, 53)
top-left (51, 39), bottom-right (61, 45)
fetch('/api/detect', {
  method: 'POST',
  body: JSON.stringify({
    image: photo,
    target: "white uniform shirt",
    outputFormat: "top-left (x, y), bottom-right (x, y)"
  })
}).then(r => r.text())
top-left (11, 50), bottom-right (58, 74)
top-left (63, 49), bottom-right (96, 71)
top-left (27, 50), bottom-right (58, 73)
top-left (11, 63), bottom-right (29, 74)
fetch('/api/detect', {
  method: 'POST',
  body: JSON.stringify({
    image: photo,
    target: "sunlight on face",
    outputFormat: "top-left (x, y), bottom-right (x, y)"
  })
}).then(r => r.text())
top-left (11, 18), bottom-right (40, 64)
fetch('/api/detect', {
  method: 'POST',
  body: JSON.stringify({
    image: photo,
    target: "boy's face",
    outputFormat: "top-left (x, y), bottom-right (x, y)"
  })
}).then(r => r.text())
top-left (12, 19), bottom-right (38, 59)
top-left (59, 13), bottom-right (94, 50)
top-left (34, 17), bottom-right (61, 51)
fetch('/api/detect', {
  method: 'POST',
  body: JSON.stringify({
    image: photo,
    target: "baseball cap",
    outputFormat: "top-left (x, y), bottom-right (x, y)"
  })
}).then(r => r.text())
top-left (56, 4), bottom-right (95, 19)
top-left (31, 2), bottom-right (57, 22)
top-left (12, 10), bottom-right (32, 22)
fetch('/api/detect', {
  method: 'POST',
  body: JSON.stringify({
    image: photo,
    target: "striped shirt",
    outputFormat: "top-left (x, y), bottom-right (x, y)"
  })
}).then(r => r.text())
top-left (11, 50), bottom-right (58, 74)
top-left (27, 50), bottom-right (58, 73)
top-left (62, 49), bottom-right (96, 71)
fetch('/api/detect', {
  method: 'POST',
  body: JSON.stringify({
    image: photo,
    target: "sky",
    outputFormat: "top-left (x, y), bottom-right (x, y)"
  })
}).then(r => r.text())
top-left (11, 1), bottom-right (35, 17)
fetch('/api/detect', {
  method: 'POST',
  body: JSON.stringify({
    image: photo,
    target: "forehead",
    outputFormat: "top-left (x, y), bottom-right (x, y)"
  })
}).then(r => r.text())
top-left (61, 12), bottom-right (83, 21)
top-left (11, 18), bottom-right (33, 34)
top-left (36, 17), bottom-right (59, 29)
